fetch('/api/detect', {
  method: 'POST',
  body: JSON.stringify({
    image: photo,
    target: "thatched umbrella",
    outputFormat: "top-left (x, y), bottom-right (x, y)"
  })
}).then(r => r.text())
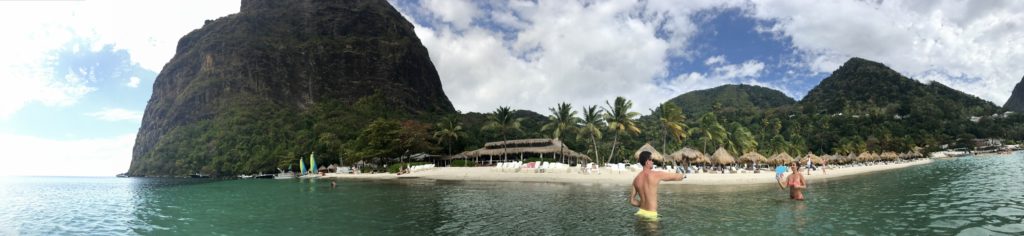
top-left (710, 147), bottom-right (736, 166)
top-left (633, 143), bottom-right (665, 162)
top-left (670, 147), bottom-right (704, 167)
top-left (881, 152), bottom-right (899, 161)
top-left (670, 147), bottom-right (703, 162)
top-left (768, 152), bottom-right (795, 166)
top-left (856, 152), bottom-right (872, 163)
top-left (690, 154), bottom-right (711, 165)
top-left (739, 152), bottom-right (768, 164)
top-left (870, 152), bottom-right (881, 161)
top-left (802, 153), bottom-right (825, 165)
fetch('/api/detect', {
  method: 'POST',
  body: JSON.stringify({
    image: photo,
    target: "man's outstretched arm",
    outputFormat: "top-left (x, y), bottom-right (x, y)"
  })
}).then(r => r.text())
top-left (657, 172), bottom-right (685, 181)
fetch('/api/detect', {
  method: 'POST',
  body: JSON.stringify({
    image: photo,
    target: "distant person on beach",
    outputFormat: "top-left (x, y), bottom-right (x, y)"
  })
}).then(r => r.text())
top-left (779, 162), bottom-right (806, 200)
top-left (805, 157), bottom-right (814, 175)
top-left (821, 159), bottom-right (828, 175)
top-left (331, 180), bottom-right (337, 188)
top-left (629, 151), bottom-right (685, 221)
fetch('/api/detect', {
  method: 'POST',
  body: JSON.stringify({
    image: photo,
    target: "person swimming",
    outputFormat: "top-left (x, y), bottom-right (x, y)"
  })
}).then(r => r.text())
top-left (629, 151), bottom-right (685, 221)
top-left (785, 162), bottom-right (806, 200)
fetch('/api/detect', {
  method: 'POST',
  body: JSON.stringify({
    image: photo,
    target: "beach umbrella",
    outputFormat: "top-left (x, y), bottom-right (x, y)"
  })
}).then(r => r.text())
top-left (768, 152), bottom-right (794, 165)
top-left (710, 147), bottom-right (736, 166)
top-left (633, 143), bottom-right (665, 162)
top-left (690, 154), bottom-right (711, 165)
top-left (879, 152), bottom-right (895, 161)
top-left (856, 152), bottom-right (872, 163)
top-left (670, 147), bottom-right (704, 162)
top-left (846, 153), bottom-right (857, 164)
top-left (870, 152), bottom-right (881, 161)
top-left (739, 152), bottom-right (768, 164)
top-left (802, 153), bottom-right (825, 165)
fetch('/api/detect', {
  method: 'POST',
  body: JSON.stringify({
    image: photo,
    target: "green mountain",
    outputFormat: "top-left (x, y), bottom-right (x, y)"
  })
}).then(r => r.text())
top-left (1005, 76), bottom-right (1024, 112)
top-left (128, 0), bottom-right (455, 177)
top-left (800, 57), bottom-right (998, 119)
top-left (664, 84), bottom-right (795, 117)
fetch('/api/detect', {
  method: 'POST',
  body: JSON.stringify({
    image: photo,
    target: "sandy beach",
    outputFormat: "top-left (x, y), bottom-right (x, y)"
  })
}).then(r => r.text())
top-left (322, 158), bottom-right (934, 185)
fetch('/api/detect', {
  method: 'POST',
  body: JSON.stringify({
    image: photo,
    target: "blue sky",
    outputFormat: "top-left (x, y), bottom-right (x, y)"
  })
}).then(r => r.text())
top-left (2, 0), bottom-right (1022, 176)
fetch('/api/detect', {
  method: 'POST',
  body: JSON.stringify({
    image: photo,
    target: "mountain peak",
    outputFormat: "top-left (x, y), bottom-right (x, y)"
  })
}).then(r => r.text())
top-left (129, 0), bottom-right (453, 176)
top-left (836, 57), bottom-right (900, 78)
top-left (801, 57), bottom-right (997, 117)
top-left (665, 84), bottom-right (795, 117)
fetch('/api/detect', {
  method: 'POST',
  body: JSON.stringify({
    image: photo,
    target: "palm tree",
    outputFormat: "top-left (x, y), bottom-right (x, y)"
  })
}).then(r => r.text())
top-left (653, 103), bottom-right (688, 165)
top-left (482, 106), bottom-right (523, 163)
top-left (433, 114), bottom-right (465, 157)
top-left (730, 123), bottom-right (757, 155)
top-left (578, 105), bottom-right (605, 165)
top-left (695, 112), bottom-right (728, 154)
top-left (769, 134), bottom-right (789, 156)
top-left (541, 102), bottom-right (580, 163)
top-left (602, 97), bottom-right (641, 164)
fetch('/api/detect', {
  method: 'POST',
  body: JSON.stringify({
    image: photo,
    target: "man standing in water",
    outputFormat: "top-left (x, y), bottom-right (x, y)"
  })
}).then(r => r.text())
top-left (629, 151), bottom-right (685, 220)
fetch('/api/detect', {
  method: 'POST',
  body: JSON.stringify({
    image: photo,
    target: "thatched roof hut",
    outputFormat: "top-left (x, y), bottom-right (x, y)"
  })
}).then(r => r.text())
top-left (845, 153), bottom-right (857, 164)
top-left (455, 138), bottom-right (590, 161)
top-left (768, 152), bottom-right (794, 165)
top-left (710, 147), bottom-right (735, 165)
top-left (856, 152), bottom-right (873, 162)
top-left (669, 147), bottom-right (705, 162)
top-left (633, 143), bottom-right (665, 162)
top-left (690, 154), bottom-right (711, 165)
top-left (739, 152), bottom-right (768, 164)
top-left (881, 152), bottom-right (899, 161)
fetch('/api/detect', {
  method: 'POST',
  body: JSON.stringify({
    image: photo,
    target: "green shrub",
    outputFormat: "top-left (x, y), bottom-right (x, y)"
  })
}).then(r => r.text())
top-left (451, 160), bottom-right (476, 167)
top-left (387, 162), bottom-right (430, 173)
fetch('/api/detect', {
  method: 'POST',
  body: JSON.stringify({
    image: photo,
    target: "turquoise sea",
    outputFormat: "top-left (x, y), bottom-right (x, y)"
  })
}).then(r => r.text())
top-left (2, 152), bottom-right (1023, 235)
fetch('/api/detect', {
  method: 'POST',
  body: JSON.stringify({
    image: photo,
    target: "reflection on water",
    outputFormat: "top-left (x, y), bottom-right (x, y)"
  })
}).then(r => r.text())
top-left (1, 152), bottom-right (1023, 235)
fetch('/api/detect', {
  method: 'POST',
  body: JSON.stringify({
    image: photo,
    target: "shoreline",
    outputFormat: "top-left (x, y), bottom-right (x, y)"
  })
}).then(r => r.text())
top-left (322, 158), bottom-right (934, 186)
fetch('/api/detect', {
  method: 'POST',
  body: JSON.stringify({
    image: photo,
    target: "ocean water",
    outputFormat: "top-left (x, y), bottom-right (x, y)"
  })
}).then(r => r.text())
top-left (2, 152), bottom-right (1023, 235)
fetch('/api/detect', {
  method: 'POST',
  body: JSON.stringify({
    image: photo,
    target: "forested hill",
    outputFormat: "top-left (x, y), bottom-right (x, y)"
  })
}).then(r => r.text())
top-left (128, 0), bottom-right (455, 177)
top-left (1005, 76), bottom-right (1024, 112)
top-left (799, 57), bottom-right (998, 119)
top-left (664, 84), bottom-right (796, 117)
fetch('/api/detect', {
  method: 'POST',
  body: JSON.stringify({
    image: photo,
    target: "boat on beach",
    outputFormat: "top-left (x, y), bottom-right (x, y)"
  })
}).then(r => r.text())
top-left (190, 173), bottom-right (211, 178)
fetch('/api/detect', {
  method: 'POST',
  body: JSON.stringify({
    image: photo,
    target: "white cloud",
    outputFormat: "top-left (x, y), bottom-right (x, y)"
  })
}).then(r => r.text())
top-left (705, 55), bottom-right (726, 66)
top-left (126, 76), bottom-right (140, 88)
top-left (86, 108), bottom-right (143, 122)
top-left (398, 0), bottom-right (752, 113)
top-left (666, 59), bottom-right (767, 95)
top-left (0, 133), bottom-right (135, 176)
top-left (747, 0), bottom-right (1024, 104)
top-left (0, 0), bottom-right (239, 118)
top-left (421, 0), bottom-right (480, 30)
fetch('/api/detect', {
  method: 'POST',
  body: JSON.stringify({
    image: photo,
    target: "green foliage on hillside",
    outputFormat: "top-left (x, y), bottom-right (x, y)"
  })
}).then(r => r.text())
top-left (665, 84), bottom-right (796, 118)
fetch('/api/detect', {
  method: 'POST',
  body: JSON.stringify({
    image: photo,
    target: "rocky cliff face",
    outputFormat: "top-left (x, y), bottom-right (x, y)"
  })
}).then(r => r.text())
top-left (1004, 76), bottom-right (1024, 112)
top-left (128, 0), bottom-right (454, 176)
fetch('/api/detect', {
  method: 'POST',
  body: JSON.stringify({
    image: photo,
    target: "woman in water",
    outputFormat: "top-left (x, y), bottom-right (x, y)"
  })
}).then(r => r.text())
top-left (780, 161), bottom-right (806, 200)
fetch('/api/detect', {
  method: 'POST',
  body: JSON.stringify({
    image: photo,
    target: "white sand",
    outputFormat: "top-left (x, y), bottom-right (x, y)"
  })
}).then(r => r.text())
top-left (322, 158), bottom-right (933, 186)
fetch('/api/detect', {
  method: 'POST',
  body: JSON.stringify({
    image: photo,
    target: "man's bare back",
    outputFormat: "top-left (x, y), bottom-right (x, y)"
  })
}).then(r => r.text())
top-left (628, 152), bottom-right (684, 219)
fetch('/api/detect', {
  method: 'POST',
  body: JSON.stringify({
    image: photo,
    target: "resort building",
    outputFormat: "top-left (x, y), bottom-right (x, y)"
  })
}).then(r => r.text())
top-left (451, 138), bottom-right (590, 166)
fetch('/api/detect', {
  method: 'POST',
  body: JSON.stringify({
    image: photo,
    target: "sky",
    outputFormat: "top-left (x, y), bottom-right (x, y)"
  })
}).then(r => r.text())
top-left (1, 0), bottom-right (1021, 176)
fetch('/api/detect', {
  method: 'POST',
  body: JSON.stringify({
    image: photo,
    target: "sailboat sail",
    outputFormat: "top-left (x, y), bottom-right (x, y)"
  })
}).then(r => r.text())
top-left (299, 158), bottom-right (307, 176)
top-left (309, 152), bottom-right (317, 175)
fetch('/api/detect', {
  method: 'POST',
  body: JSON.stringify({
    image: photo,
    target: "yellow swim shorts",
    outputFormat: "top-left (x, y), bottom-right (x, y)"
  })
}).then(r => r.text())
top-left (635, 208), bottom-right (658, 220)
